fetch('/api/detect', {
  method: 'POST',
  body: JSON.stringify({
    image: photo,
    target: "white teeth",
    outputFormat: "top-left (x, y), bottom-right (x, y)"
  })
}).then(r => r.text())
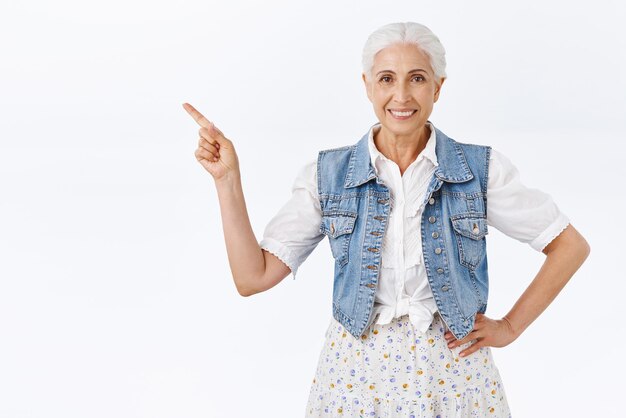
top-left (390, 110), bottom-right (415, 117)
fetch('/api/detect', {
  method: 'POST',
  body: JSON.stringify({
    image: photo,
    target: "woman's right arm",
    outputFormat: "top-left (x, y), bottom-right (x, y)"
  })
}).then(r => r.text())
top-left (215, 175), bottom-right (292, 296)
top-left (183, 103), bottom-right (291, 296)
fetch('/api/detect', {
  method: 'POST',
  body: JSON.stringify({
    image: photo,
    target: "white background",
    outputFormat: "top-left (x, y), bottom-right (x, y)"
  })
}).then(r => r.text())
top-left (1, 0), bottom-right (624, 417)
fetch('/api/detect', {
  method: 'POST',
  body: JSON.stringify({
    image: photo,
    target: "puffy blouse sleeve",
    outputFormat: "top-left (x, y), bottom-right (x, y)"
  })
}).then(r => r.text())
top-left (486, 147), bottom-right (571, 252)
top-left (258, 158), bottom-right (325, 279)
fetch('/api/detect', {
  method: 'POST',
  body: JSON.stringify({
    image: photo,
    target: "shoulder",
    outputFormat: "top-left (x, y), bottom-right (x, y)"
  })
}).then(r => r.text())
top-left (318, 132), bottom-right (361, 155)
top-left (488, 147), bottom-right (515, 166)
top-left (440, 134), bottom-right (512, 167)
top-left (317, 142), bottom-right (356, 172)
top-left (289, 157), bottom-right (321, 202)
top-left (487, 147), bottom-right (517, 173)
top-left (443, 134), bottom-right (492, 175)
top-left (318, 143), bottom-right (355, 157)
top-left (435, 128), bottom-right (492, 162)
top-left (485, 146), bottom-right (524, 189)
top-left (449, 137), bottom-right (492, 155)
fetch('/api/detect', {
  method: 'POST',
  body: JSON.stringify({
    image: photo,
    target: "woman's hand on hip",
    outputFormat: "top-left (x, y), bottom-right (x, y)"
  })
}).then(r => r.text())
top-left (443, 313), bottom-right (519, 357)
top-left (183, 102), bottom-right (240, 183)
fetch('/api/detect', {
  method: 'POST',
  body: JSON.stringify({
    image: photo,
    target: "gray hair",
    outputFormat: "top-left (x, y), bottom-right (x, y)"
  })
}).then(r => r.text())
top-left (362, 22), bottom-right (447, 83)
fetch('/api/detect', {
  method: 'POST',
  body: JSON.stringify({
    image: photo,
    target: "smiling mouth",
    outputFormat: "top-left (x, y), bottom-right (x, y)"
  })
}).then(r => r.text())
top-left (388, 109), bottom-right (417, 118)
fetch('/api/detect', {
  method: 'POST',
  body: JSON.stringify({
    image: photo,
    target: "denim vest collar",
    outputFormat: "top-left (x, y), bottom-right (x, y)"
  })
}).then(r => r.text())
top-left (344, 124), bottom-right (474, 189)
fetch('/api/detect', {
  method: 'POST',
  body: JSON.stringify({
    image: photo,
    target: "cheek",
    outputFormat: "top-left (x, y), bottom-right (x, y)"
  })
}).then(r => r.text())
top-left (375, 91), bottom-right (391, 106)
top-left (419, 91), bottom-right (436, 106)
top-left (371, 94), bottom-right (386, 109)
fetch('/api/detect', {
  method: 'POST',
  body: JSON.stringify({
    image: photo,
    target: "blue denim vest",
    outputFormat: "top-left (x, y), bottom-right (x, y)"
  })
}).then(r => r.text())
top-left (317, 124), bottom-right (491, 341)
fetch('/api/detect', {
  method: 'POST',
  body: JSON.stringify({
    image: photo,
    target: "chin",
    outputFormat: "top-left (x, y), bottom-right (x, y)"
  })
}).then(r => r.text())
top-left (383, 121), bottom-right (420, 133)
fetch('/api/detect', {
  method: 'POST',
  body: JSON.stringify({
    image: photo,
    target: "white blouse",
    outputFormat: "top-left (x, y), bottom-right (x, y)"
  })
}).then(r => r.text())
top-left (259, 122), bottom-right (571, 333)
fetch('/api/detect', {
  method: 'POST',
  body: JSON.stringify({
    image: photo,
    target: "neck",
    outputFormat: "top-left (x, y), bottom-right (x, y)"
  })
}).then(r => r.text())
top-left (373, 123), bottom-right (431, 174)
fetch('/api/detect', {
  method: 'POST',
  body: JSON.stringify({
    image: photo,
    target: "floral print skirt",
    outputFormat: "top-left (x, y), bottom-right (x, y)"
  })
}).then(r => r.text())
top-left (305, 311), bottom-right (512, 417)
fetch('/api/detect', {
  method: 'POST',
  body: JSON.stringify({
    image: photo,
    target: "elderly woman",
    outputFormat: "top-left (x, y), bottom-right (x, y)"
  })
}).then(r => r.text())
top-left (184, 22), bottom-right (590, 418)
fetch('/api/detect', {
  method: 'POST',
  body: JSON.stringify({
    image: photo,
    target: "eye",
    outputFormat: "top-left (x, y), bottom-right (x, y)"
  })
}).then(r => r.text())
top-left (379, 75), bottom-right (392, 83)
top-left (412, 75), bottom-right (426, 82)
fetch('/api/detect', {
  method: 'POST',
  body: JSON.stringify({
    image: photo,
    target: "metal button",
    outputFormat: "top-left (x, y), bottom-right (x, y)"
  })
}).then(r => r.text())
top-left (330, 222), bottom-right (335, 235)
top-left (434, 247), bottom-right (442, 254)
top-left (367, 247), bottom-right (380, 253)
top-left (428, 216), bottom-right (436, 223)
top-left (441, 285), bottom-right (449, 292)
top-left (365, 283), bottom-right (376, 288)
top-left (373, 215), bottom-right (385, 221)
top-left (377, 198), bottom-right (389, 204)
top-left (472, 222), bottom-right (480, 234)
top-left (431, 231), bottom-right (439, 239)
top-left (370, 231), bottom-right (383, 236)
top-left (428, 197), bottom-right (435, 205)
top-left (366, 265), bottom-right (378, 270)
top-left (436, 268), bottom-right (444, 274)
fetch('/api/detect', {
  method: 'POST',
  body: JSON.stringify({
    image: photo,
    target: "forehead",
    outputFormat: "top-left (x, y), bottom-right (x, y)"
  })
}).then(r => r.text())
top-left (372, 43), bottom-right (432, 73)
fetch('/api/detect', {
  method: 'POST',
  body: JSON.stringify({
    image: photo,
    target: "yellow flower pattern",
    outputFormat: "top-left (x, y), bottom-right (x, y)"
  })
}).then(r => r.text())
top-left (306, 313), bottom-right (511, 417)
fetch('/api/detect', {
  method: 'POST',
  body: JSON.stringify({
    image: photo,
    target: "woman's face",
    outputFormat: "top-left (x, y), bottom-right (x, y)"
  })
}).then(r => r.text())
top-left (363, 42), bottom-right (444, 138)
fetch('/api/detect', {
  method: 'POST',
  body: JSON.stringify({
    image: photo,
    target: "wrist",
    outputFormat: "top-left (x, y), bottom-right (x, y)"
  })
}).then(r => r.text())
top-left (214, 171), bottom-right (241, 190)
top-left (502, 315), bottom-right (520, 338)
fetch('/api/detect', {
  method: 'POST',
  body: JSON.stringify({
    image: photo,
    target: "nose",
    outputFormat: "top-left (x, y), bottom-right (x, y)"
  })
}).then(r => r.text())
top-left (393, 81), bottom-right (411, 103)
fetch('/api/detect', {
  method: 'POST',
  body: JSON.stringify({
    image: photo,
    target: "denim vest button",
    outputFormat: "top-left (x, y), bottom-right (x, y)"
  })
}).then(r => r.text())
top-left (374, 215), bottom-right (385, 221)
top-left (330, 223), bottom-right (335, 235)
top-left (365, 283), bottom-right (376, 288)
top-left (432, 231), bottom-right (439, 239)
top-left (428, 216), bottom-right (436, 223)
top-left (377, 198), bottom-right (389, 204)
top-left (366, 265), bottom-right (378, 270)
top-left (434, 247), bottom-right (442, 254)
top-left (428, 197), bottom-right (435, 205)
top-left (370, 231), bottom-right (383, 236)
top-left (436, 268), bottom-right (444, 274)
top-left (441, 285), bottom-right (449, 292)
top-left (367, 247), bottom-right (380, 253)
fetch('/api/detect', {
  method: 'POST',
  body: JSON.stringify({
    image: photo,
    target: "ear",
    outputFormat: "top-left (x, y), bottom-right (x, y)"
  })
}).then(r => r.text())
top-left (434, 77), bottom-right (446, 102)
top-left (362, 73), bottom-right (372, 102)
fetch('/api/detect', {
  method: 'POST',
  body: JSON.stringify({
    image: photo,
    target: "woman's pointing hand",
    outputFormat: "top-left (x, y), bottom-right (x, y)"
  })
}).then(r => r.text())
top-left (183, 102), bottom-right (240, 182)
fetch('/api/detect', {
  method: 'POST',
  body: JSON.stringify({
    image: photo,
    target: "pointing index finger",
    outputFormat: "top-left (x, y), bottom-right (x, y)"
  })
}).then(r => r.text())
top-left (182, 102), bottom-right (212, 128)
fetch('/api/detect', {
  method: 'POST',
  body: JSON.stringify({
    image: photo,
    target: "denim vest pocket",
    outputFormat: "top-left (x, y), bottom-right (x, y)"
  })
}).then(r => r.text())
top-left (450, 213), bottom-right (488, 270)
top-left (321, 210), bottom-right (358, 268)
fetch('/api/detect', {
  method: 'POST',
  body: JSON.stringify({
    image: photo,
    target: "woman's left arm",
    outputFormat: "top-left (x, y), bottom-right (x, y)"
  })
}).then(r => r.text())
top-left (446, 223), bottom-right (590, 357)
top-left (445, 147), bottom-right (591, 356)
top-left (503, 222), bottom-right (590, 338)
